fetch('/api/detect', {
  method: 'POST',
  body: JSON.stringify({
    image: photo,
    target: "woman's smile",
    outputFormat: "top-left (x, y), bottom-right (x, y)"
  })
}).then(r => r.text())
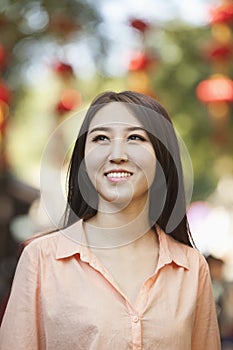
top-left (104, 169), bottom-right (133, 183)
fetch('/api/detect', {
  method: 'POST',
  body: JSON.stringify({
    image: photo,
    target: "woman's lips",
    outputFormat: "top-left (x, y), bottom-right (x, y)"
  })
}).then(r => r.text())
top-left (104, 170), bottom-right (133, 182)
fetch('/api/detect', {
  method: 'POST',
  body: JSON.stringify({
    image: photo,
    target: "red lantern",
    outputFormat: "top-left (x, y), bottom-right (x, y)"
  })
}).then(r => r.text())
top-left (55, 89), bottom-right (82, 114)
top-left (53, 61), bottom-right (74, 78)
top-left (129, 52), bottom-right (154, 71)
top-left (0, 82), bottom-right (11, 104)
top-left (203, 43), bottom-right (232, 61)
top-left (129, 18), bottom-right (149, 32)
top-left (56, 101), bottom-right (68, 114)
top-left (196, 76), bottom-right (233, 103)
top-left (209, 3), bottom-right (233, 24)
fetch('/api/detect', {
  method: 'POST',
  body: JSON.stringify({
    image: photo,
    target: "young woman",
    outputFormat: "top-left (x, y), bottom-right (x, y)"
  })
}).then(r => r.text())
top-left (0, 91), bottom-right (220, 349)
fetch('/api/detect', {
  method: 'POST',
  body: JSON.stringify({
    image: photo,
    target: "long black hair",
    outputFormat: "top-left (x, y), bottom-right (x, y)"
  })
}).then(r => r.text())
top-left (64, 90), bottom-right (195, 247)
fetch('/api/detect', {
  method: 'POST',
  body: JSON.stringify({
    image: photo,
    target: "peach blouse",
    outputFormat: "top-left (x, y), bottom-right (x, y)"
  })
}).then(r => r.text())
top-left (0, 220), bottom-right (220, 349)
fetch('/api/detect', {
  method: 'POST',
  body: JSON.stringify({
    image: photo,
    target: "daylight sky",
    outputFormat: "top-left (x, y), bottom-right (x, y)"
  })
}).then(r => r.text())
top-left (100, 0), bottom-right (221, 26)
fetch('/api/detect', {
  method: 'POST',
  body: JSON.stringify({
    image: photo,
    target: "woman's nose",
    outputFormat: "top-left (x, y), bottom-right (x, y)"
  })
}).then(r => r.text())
top-left (108, 139), bottom-right (128, 163)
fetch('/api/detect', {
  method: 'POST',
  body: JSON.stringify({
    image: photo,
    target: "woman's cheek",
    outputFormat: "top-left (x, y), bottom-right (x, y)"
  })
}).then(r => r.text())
top-left (85, 150), bottom-right (105, 186)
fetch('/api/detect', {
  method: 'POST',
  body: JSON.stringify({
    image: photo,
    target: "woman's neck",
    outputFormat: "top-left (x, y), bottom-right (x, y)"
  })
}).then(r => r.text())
top-left (83, 197), bottom-right (153, 249)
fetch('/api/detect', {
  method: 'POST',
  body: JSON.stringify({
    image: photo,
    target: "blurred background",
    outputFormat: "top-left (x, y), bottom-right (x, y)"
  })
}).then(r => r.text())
top-left (0, 0), bottom-right (233, 346)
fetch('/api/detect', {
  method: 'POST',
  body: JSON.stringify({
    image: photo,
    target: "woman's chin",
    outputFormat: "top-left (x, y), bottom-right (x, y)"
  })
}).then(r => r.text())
top-left (98, 193), bottom-right (133, 213)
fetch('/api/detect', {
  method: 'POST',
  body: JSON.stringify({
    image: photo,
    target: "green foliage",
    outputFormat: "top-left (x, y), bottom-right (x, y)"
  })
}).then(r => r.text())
top-left (0, 0), bottom-right (103, 89)
top-left (147, 23), bottom-right (232, 200)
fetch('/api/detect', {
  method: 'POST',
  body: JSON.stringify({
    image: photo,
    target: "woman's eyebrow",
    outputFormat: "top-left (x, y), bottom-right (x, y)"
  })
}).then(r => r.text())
top-left (88, 126), bottom-right (145, 134)
top-left (88, 127), bottom-right (111, 134)
top-left (126, 127), bottom-right (146, 132)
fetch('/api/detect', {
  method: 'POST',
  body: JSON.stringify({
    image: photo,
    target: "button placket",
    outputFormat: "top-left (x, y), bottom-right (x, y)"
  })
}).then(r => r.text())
top-left (131, 313), bottom-right (142, 350)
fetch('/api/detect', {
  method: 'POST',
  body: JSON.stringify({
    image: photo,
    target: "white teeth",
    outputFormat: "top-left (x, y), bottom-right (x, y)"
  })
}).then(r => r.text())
top-left (106, 172), bottom-right (132, 178)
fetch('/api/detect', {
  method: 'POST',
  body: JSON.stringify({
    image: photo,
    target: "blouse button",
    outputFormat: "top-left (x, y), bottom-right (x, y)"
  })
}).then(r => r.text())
top-left (132, 315), bottom-right (139, 323)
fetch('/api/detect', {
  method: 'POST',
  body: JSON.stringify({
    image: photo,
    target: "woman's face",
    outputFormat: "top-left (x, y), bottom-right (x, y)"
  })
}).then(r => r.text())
top-left (84, 102), bottom-right (156, 210)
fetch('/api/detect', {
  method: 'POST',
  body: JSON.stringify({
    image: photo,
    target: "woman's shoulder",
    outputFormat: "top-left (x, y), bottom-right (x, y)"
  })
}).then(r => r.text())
top-left (163, 230), bottom-right (209, 270)
top-left (22, 220), bottom-right (83, 260)
top-left (22, 229), bottom-right (61, 259)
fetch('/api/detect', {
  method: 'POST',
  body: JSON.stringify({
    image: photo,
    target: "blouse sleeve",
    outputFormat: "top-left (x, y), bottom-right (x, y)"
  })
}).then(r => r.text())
top-left (0, 244), bottom-right (44, 350)
top-left (191, 256), bottom-right (221, 350)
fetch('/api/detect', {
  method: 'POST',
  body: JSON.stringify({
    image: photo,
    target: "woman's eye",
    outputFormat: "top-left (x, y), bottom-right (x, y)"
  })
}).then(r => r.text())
top-left (128, 134), bottom-right (146, 141)
top-left (92, 135), bottom-right (109, 142)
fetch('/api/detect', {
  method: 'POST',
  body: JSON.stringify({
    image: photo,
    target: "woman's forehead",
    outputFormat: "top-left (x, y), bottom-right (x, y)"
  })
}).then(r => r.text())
top-left (88, 102), bottom-right (143, 129)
